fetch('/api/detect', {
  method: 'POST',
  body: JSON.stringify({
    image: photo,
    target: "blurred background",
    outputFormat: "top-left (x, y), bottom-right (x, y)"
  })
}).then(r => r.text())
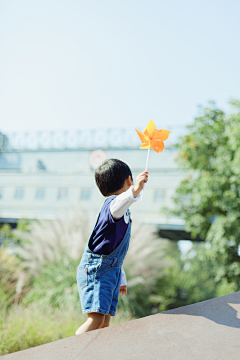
top-left (1, 0), bottom-right (240, 355)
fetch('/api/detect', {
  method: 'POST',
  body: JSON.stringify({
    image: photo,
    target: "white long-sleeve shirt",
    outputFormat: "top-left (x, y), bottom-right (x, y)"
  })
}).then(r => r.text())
top-left (110, 185), bottom-right (140, 220)
top-left (121, 266), bottom-right (127, 286)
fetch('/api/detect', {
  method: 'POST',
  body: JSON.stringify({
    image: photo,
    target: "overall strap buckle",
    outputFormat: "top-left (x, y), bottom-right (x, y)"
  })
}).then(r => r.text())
top-left (111, 258), bottom-right (117, 267)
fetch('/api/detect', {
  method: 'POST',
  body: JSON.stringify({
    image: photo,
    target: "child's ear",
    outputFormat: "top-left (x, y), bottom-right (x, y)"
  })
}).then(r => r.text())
top-left (126, 175), bottom-right (133, 187)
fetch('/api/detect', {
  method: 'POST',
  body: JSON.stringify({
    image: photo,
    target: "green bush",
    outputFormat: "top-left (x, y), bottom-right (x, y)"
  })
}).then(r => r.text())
top-left (0, 247), bottom-right (31, 309)
top-left (151, 241), bottom-right (234, 312)
top-left (23, 255), bottom-right (80, 310)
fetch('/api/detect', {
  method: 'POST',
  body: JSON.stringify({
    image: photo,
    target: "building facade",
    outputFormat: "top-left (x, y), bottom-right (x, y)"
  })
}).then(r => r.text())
top-left (0, 128), bottom-right (197, 240)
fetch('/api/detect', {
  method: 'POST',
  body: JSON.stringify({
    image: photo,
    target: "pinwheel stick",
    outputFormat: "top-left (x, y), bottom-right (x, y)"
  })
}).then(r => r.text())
top-left (140, 148), bottom-right (150, 201)
top-left (145, 148), bottom-right (150, 171)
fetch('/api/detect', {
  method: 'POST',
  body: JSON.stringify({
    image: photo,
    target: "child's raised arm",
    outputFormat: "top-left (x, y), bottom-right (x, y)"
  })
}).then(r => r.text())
top-left (110, 171), bottom-right (148, 220)
top-left (132, 171), bottom-right (148, 198)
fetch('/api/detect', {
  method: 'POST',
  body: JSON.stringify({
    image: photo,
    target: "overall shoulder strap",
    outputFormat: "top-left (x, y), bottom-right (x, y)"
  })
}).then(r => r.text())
top-left (94, 195), bottom-right (117, 228)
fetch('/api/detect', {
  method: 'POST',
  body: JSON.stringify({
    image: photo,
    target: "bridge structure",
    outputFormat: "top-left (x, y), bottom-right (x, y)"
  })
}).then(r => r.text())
top-left (0, 125), bottom-right (184, 151)
top-left (0, 126), bottom-right (202, 241)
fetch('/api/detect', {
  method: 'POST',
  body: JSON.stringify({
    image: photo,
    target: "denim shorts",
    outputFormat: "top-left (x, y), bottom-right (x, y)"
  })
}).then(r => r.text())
top-left (77, 256), bottom-right (122, 316)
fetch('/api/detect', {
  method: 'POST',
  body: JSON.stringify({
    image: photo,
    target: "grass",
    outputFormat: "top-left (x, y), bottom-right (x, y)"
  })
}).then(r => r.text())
top-left (0, 304), bottom-right (131, 356)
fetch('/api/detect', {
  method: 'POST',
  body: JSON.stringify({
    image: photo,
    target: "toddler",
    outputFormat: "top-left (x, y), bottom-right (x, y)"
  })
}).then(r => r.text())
top-left (75, 159), bottom-right (148, 334)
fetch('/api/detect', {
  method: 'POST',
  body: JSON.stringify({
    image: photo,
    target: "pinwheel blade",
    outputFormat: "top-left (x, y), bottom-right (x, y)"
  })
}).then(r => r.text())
top-left (140, 143), bottom-right (151, 149)
top-left (135, 129), bottom-right (146, 144)
top-left (152, 140), bottom-right (164, 153)
top-left (152, 129), bottom-right (171, 141)
top-left (146, 119), bottom-right (155, 137)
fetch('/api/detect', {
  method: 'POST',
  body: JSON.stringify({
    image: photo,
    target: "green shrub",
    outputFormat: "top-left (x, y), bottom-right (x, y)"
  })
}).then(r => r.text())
top-left (23, 255), bottom-right (80, 309)
top-left (0, 247), bottom-right (30, 309)
top-left (151, 241), bottom-right (234, 312)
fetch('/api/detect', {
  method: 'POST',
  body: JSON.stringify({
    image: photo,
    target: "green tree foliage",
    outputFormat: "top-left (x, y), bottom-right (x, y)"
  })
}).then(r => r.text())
top-left (152, 241), bottom-right (233, 313)
top-left (171, 99), bottom-right (240, 289)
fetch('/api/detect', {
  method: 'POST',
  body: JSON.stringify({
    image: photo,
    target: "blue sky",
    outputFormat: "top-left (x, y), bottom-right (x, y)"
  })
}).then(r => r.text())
top-left (0, 0), bottom-right (240, 133)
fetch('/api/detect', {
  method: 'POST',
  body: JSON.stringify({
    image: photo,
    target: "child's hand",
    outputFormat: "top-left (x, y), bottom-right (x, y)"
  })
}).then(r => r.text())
top-left (132, 171), bottom-right (148, 198)
top-left (119, 285), bottom-right (127, 295)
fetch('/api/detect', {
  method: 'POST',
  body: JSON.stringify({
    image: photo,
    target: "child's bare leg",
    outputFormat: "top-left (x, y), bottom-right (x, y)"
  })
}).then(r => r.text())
top-left (99, 314), bottom-right (111, 329)
top-left (75, 312), bottom-right (105, 335)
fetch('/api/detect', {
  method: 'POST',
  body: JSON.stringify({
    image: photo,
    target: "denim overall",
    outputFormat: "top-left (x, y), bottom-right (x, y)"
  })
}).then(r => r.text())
top-left (77, 208), bottom-right (131, 316)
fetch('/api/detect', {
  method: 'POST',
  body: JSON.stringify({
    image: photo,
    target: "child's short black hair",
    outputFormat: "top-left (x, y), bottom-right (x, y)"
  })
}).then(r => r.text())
top-left (95, 159), bottom-right (133, 196)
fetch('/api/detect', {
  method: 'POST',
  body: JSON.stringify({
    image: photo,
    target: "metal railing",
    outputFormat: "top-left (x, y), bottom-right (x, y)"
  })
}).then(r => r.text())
top-left (1, 126), bottom-right (186, 151)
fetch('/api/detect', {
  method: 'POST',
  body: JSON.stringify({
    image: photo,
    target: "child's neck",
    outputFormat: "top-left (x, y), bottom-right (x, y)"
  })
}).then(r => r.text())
top-left (109, 184), bottom-right (131, 196)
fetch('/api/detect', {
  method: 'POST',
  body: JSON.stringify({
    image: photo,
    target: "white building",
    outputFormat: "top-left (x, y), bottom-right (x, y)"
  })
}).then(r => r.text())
top-left (0, 128), bottom-right (199, 241)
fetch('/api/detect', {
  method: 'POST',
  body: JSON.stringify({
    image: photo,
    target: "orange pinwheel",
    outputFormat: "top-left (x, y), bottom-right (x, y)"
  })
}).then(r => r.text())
top-left (136, 119), bottom-right (171, 200)
top-left (136, 119), bottom-right (171, 153)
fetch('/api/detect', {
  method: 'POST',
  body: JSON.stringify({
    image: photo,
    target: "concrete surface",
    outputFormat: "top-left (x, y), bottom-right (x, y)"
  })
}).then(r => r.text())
top-left (3, 292), bottom-right (240, 360)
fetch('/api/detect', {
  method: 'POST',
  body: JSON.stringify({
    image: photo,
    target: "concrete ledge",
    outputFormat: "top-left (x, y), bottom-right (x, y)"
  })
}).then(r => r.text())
top-left (3, 292), bottom-right (240, 360)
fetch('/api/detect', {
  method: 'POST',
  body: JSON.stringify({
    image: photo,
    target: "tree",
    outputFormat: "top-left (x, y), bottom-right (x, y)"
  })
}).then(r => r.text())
top-left (171, 99), bottom-right (240, 289)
